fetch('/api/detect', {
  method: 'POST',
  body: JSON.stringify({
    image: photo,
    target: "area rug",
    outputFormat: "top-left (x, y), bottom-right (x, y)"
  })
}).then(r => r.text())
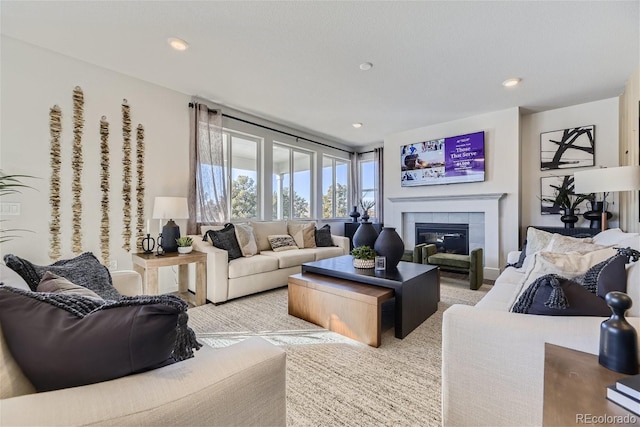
top-left (187, 275), bottom-right (490, 426)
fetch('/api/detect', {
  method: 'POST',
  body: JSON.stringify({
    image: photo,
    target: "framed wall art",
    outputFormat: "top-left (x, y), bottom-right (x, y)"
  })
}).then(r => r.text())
top-left (540, 125), bottom-right (595, 171)
top-left (540, 174), bottom-right (591, 215)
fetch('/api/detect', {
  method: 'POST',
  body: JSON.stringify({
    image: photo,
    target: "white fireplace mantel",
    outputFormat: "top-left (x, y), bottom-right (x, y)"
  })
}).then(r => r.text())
top-left (387, 193), bottom-right (506, 280)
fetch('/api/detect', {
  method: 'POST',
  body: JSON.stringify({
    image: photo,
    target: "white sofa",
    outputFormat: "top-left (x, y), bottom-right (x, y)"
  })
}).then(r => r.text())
top-left (1, 267), bottom-right (287, 426)
top-left (442, 228), bottom-right (640, 426)
top-left (189, 221), bottom-right (349, 304)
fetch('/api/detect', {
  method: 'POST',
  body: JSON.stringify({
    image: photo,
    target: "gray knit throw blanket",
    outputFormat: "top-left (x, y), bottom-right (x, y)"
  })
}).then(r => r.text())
top-left (0, 286), bottom-right (202, 361)
top-left (512, 247), bottom-right (640, 314)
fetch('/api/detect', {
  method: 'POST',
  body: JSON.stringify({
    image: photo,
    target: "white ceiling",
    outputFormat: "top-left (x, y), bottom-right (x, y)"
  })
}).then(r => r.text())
top-left (1, 1), bottom-right (638, 148)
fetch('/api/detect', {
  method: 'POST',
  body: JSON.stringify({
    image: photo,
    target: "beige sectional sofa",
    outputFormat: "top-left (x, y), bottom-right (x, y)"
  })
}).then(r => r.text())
top-left (0, 267), bottom-right (287, 426)
top-left (189, 221), bottom-right (349, 304)
top-left (442, 228), bottom-right (640, 426)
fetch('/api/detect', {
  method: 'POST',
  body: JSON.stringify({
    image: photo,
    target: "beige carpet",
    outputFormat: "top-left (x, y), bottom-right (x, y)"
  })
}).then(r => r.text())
top-left (187, 275), bottom-right (490, 426)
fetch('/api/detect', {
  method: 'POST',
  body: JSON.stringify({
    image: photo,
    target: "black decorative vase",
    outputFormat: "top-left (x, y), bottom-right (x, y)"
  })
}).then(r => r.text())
top-left (374, 227), bottom-right (404, 269)
top-left (599, 292), bottom-right (639, 375)
top-left (349, 206), bottom-right (361, 223)
top-left (583, 201), bottom-right (612, 230)
top-left (560, 208), bottom-right (579, 229)
top-left (352, 221), bottom-right (378, 249)
top-left (361, 211), bottom-right (370, 222)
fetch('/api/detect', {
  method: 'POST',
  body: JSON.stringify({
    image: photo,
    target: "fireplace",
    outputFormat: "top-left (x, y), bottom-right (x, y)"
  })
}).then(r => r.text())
top-left (415, 222), bottom-right (469, 255)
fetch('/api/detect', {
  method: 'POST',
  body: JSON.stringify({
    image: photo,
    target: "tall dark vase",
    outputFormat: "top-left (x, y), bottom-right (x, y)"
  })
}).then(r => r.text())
top-left (352, 221), bottom-right (378, 249)
top-left (560, 208), bottom-right (578, 229)
top-left (599, 292), bottom-right (639, 375)
top-left (374, 227), bottom-right (404, 269)
top-left (583, 201), bottom-right (612, 230)
top-left (349, 206), bottom-right (360, 223)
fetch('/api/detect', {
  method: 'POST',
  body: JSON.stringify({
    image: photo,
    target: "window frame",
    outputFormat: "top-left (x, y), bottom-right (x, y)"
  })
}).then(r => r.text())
top-left (322, 154), bottom-right (351, 220)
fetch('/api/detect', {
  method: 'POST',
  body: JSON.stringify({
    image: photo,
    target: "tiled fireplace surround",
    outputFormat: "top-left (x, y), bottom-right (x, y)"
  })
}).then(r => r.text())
top-left (388, 193), bottom-right (505, 280)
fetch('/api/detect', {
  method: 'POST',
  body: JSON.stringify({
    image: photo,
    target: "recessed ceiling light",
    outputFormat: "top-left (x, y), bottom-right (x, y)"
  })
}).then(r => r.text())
top-left (502, 77), bottom-right (521, 87)
top-left (168, 37), bottom-right (189, 51)
top-left (359, 62), bottom-right (373, 71)
top-left (352, 123), bottom-right (363, 128)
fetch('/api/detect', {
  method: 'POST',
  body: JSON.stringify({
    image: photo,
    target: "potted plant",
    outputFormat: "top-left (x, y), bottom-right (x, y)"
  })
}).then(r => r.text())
top-left (351, 245), bottom-right (376, 269)
top-left (176, 236), bottom-right (193, 254)
top-left (541, 178), bottom-right (592, 228)
top-left (0, 171), bottom-right (34, 243)
top-left (360, 197), bottom-right (375, 222)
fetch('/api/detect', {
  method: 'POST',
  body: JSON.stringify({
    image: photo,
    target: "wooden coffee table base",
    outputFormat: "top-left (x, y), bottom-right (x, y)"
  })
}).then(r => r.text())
top-left (288, 273), bottom-right (394, 347)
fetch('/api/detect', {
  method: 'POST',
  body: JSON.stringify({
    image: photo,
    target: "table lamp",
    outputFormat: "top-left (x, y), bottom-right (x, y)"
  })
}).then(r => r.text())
top-left (574, 165), bottom-right (640, 231)
top-left (152, 196), bottom-right (189, 253)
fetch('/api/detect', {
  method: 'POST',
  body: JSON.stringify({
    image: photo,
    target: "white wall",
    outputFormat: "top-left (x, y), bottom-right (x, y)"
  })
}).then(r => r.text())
top-left (383, 107), bottom-right (521, 270)
top-left (1, 37), bottom-right (191, 292)
top-left (520, 98), bottom-right (620, 237)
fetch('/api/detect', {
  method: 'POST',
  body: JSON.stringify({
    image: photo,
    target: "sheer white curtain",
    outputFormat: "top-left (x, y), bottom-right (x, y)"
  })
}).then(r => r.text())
top-left (374, 147), bottom-right (384, 223)
top-left (187, 103), bottom-right (228, 234)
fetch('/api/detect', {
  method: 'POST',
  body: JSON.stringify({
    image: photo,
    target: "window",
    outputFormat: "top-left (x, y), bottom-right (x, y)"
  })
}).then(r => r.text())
top-left (223, 130), bottom-right (260, 220)
top-left (359, 154), bottom-right (377, 220)
top-left (322, 155), bottom-right (350, 219)
top-left (273, 144), bottom-right (312, 219)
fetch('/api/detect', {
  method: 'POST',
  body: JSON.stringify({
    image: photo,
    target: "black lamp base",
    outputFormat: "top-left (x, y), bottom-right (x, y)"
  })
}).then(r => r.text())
top-left (161, 219), bottom-right (180, 253)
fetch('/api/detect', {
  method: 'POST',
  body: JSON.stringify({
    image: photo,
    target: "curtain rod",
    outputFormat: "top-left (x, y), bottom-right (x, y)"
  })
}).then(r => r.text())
top-left (189, 102), bottom-right (354, 155)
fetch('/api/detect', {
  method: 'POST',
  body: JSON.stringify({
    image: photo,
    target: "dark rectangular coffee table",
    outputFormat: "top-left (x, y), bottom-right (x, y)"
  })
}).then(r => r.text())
top-left (300, 255), bottom-right (440, 339)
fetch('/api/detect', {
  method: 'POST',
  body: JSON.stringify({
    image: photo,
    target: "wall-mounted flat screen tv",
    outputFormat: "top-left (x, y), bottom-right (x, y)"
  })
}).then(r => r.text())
top-left (400, 131), bottom-right (485, 187)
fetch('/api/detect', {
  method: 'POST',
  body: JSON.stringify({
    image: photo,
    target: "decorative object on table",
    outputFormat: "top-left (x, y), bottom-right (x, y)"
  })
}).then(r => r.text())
top-left (135, 124), bottom-right (146, 253)
top-left (574, 165), bottom-right (640, 231)
top-left (351, 245), bottom-right (376, 269)
top-left (71, 87), bottom-right (85, 255)
top-left (540, 125), bottom-right (595, 171)
top-left (121, 99), bottom-right (132, 252)
top-left (374, 227), bottom-right (405, 269)
top-left (352, 220), bottom-right (378, 249)
top-left (349, 206), bottom-right (360, 222)
top-left (375, 256), bottom-right (386, 271)
top-left (176, 236), bottom-right (194, 254)
top-left (141, 233), bottom-right (155, 254)
top-left (152, 197), bottom-right (189, 253)
top-left (360, 198), bottom-right (375, 222)
top-left (540, 175), bottom-right (591, 227)
top-left (99, 116), bottom-right (110, 265)
top-left (156, 233), bottom-right (165, 256)
top-left (582, 200), bottom-right (613, 230)
top-left (49, 104), bottom-right (62, 261)
top-left (599, 291), bottom-right (639, 375)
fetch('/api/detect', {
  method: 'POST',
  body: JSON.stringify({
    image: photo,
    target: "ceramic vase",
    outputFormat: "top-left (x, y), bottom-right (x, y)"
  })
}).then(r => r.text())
top-left (560, 208), bottom-right (579, 229)
top-left (374, 227), bottom-right (404, 269)
top-left (178, 246), bottom-right (193, 254)
top-left (349, 206), bottom-right (361, 222)
top-left (352, 221), bottom-right (378, 249)
top-left (599, 292), bottom-right (639, 374)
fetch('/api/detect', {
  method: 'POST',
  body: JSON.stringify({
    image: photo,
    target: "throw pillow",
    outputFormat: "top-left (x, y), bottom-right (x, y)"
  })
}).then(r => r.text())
top-left (593, 228), bottom-right (640, 246)
top-left (315, 224), bottom-right (334, 247)
top-left (37, 271), bottom-right (104, 300)
top-left (3, 252), bottom-right (120, 300)
top-left (511, 274), bottom-right (611, 316)
top-left (234, 223), bottom-right (258, 257)
top-left (288, 221), bottom-right (317, 249)
top-left (0, 287), bottom-right (201, 392)
top-left (509, 247), bottom-right (617, 311)
top-left (521, 228), bottom-right (594, 270)
top-left (267, 234), bottom-right (299, 252)
top-left (204, 223), bottom-right (243, 261)
top-left (546, 235), bottom-right (607, 254)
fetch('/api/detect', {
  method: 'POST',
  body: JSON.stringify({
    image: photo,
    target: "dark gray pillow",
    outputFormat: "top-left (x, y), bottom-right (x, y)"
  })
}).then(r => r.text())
top-left (3, 252), bottom-right (120, 300)
top-left (315, 224), bottom-right (334, 247)
top-left (0, 286), bottom-right (201, 392)
top-left (204, 223), bottom-right (242, 260)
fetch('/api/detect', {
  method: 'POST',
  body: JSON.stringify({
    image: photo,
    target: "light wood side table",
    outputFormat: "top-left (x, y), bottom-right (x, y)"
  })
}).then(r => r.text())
top-left (131, 251), bottom-right (207, 306)
top-left (543, 343), bottom-right (638, 426)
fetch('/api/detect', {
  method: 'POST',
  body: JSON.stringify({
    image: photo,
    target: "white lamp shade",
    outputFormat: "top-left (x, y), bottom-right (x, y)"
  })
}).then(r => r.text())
top-left (152, 197), bottom-right (189, 219)
top-left (573, 166), bottom-right (640, 194)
